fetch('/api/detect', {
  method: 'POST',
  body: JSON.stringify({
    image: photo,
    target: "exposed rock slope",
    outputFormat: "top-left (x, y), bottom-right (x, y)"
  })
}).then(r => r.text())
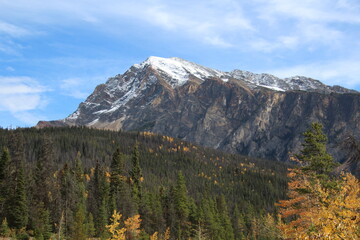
top-left (38, 57), bottom-right (360, 161)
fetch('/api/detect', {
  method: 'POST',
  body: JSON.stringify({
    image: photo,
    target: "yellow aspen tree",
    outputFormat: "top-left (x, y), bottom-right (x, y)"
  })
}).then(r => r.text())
top-left (163, 227), bottom-right (171, 240)
top-left (150, 231), bottom-right (158, 240)
top-left (124, 214), bottom-right (141, 240)
top-left (106, 210), bottom-right (126, 240)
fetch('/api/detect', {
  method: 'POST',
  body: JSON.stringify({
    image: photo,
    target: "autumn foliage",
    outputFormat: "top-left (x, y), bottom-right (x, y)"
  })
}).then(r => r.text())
top-left (277, 168), bottom-right (360, 239)
top-left (277, 123), bottom-right (360, 239)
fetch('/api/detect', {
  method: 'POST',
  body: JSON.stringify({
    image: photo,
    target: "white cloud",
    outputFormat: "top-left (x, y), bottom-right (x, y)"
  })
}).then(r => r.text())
top-left (0, 21), bottom-right (30, 37)
top-left (0, 76), bottom-right (49, 112)
top-left (266, 59), bottom-right (360, 89)
top-left (0, 0), bottom-right (255, 48)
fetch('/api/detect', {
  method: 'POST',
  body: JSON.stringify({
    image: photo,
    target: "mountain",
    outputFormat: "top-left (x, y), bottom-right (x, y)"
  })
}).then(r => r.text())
top-left (37, 56), bottom-right (360, 161)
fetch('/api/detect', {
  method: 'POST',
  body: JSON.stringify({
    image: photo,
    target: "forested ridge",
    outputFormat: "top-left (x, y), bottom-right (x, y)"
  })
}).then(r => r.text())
top-left (0, 127), bottom-right (288, 239)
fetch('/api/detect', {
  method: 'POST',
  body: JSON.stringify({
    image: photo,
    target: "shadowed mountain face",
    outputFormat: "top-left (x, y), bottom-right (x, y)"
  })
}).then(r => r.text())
top-left (37, 57), bottom-right (360, 161)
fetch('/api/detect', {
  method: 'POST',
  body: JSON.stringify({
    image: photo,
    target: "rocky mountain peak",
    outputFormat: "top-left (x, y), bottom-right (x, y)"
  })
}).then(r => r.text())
top-left (131, 56), bottom-right (224, 87)
top-left (37, 56), bottom-right (360, 162)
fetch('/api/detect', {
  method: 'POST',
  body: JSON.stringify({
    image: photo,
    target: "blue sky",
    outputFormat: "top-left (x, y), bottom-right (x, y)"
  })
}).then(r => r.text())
top-left (1, 0), bottom-right (360, 128)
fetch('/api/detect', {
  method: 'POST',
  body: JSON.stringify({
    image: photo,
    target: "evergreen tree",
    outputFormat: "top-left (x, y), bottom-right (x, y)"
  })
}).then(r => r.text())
top-left (110, 148), bottom-right (134, 218)
top-left (298, 122), bottom-right (337, 176)
top-left (33, 136), bottom-right (54, 206)
top-left (216, 195), bottom-right (234, 240)
top-left (0, 148), bottom-right (10, 219)
top-left (90, 162), bottom-right (109, 238)
top-left (0, 218), bottom-right (11, 238)
top-left (87, 213), bottom-right (96, 238)
top-left (130, 142), bottom-right (143, 205)
top-left (174, 171), bottom-right (190, 239)
top-left (59, 163), bottom-right (75, 238)
top-left (32, 202), bottom-right (52, 240)
top-left (72, 206), bottom-right (87, 240)
top-left (71, 152), bottom-right (87, 240)
top-left (233, 205), bottom-right (246, 240)
top-left (7, 161), bottom-right (28, 229)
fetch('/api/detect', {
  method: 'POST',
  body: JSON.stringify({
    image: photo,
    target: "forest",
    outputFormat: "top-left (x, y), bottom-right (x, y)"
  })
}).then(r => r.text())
top-left (0, 126), bottom-right (288, 240)
top-left (0, 124), bottom-right (359, 239)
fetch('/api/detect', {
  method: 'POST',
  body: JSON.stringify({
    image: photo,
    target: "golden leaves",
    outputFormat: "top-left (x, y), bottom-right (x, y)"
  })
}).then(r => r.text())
top-left (277, 170), bottom-right (360, 239)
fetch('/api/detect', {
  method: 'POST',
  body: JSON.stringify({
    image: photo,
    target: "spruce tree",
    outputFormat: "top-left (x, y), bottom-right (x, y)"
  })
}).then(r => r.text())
top-left (174, 171), bottom-right (190, 239)
top-left (109, 148), bottom-right (134, 218)
top-left (0, 148), bottom-right (10, 219)
top-left (110, 148), bottom-right (125, 213)
top-left (7, 161), bottom-right (28, 229)
top-left (0, 218), bottom-right (11, 238)
top-left (216, 195), bottom-right (234, 240)
top-left (33, 136), bottom-right (54, 206)
top-left (71, 152), bottom-right (87, 240)
top-left (130, 142), bottom-right (143, 204)
top-left (298, 122), bottom-right (337, 176)
top-left (32, 202), bottom-right (52, 240)
top-left (91, 162), bottom-right (109, 238)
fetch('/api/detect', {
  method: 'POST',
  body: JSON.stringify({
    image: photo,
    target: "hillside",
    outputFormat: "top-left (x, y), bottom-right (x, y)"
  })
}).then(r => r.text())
top-left (0, 127), bottom-right (288, 239)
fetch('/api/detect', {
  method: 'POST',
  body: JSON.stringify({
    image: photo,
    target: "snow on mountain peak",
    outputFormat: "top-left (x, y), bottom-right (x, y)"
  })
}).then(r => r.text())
top-left (133, 56), bottom-right (224, 87)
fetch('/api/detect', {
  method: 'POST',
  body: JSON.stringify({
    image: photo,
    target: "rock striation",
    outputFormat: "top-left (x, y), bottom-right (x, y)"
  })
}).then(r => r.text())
top-left (38, 57), bottom-right (360, 161)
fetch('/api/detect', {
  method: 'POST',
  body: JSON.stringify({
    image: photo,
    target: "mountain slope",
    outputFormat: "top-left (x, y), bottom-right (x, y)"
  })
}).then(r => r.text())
top-left (38, 57), bottom-right (360, 161)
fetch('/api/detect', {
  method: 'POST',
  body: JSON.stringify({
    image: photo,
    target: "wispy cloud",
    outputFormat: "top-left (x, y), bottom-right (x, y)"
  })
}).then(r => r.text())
top-left (0, 77), bottom-right (50, 122)
top-left (0, 21), bottom-right (31, 37)
top-left (266, 59), bottom-right (360, 89)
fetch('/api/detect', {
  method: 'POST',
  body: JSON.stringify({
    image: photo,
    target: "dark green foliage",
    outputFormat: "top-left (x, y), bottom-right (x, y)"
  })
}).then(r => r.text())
top-left (0, 218), bottom-right (11, 237)
top-left (7, 161), bottom-right (28, 229)
top-left (216, 195), bottom-right (234, 240)
top-left (130, 142), bottom-right (143, 205)
top-left (298, 122), bottom-right (337, 175)
top-left (32, 202), bottom-right (52, 240)
top-left (174, 171), bottom-right (190, 239)
top-left (109, 148), bottom-right (135, 217)
top-left (71, 205), bottom-right (87, 240)
top-left (0, 126), bottom-right (289, 239)
top-left (86, 213), bottom-right (96, 238)
top-left (0, 148), bottom-right (10, 220)
top-left (89, 161), bottom-right (109, 238)
top-left (70, 152), bottom-right (88, 240)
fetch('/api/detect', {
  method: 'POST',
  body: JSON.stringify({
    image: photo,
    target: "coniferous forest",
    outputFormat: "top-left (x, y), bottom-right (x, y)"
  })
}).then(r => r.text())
top-left (0, 127), bottom-right (289, 239)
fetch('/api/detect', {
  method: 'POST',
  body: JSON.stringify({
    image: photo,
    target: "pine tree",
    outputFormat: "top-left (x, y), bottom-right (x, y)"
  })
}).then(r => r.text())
top-left (298, 122), bottom-right (337, 176)
top-left (233, 205), bottom-right (246, 240)
top-left (72, 206), bottom-right (87, 240)
top-left (0, 218), bottom-right (11, 238)
top-left (33, 202), bottom-right (52, 240)
top-left (7, 160), bottom-right (28, 229)
top-left (71, 152), bottom-right (87, 240)
top-left (59, 163), bottom-right (74, 238)
top-left (91, 162), bottom-right (109, 238)
top-left (33, 136), bottom-right (54, 206)
top-left (130, 142), bottom-right (143, 205)
top-left (110, 148), bottom-right (134, 218)
top-left (0, 148), bottom-right (11, 219)
top-left (174, 171), bottom-right (190, 239)
top-left (110, 148), bottom-right (125, 212)
top-left (216, 195), bottom-right (234, 240)
top-left (87, 213), bottom-right (96, 238)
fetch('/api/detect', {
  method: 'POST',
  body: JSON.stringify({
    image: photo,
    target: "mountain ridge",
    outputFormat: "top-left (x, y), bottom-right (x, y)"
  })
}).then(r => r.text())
top-left (37, 56), bottom-right (360, 162)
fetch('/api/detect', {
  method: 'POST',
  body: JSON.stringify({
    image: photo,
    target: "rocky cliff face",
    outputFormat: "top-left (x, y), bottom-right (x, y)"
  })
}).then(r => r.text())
top-left (38, 57), bottom-right (360, 161)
